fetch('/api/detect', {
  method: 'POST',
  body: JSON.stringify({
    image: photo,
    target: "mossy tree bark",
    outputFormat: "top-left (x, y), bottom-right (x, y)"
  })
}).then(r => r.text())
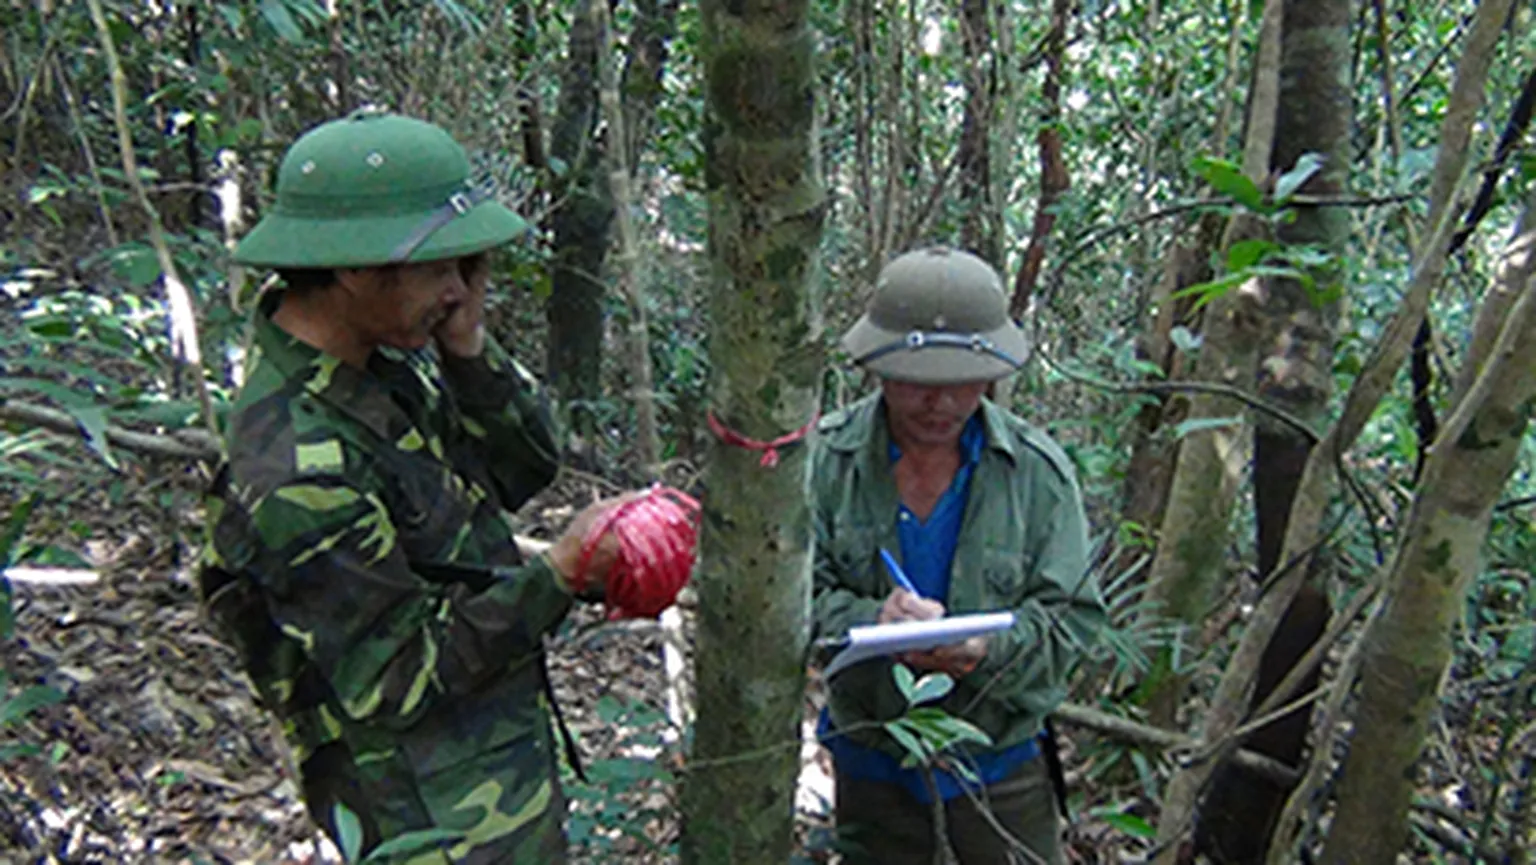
top-left (1140, 0), bottom-right (1281, 728)
top-left (1192, 0), bottom-right (1353, 857)
top-left (1320, 187), bottom-right (1536, 865)
top-left (544, 0), bottom-right (678, 442)
top-left (544, 0), bottom-right (612, 433)
top-left (1151, 0), bottom-right (1512, 856)
top-left (679, 1), bottom-right (826, 862)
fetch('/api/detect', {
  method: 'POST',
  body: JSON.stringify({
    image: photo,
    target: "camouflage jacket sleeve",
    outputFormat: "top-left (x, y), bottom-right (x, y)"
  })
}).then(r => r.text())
top-left (247, 474), bottom-right (573, 731)
top-left (439, 337), bottom-right (560, 511)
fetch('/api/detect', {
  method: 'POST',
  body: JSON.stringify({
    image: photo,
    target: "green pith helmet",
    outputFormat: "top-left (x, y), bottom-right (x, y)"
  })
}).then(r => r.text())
top-left (233, 109), bottom-right (527, 269)
top-left (841, 246), bottom-right (1028, 384)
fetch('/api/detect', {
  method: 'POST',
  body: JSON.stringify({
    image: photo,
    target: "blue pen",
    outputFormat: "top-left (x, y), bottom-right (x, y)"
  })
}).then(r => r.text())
top-left (878, 547), bottom-right (921, 597)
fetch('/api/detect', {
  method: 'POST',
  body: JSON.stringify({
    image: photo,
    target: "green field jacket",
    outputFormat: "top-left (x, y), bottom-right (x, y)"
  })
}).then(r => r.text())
top-left (811, 393), bottom-right (1107, 757)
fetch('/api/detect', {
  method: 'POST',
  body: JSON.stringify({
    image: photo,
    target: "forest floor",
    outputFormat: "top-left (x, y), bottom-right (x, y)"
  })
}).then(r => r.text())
top-left (0, 461), bottom-right (1484, 864)
top-left (0, 463), bottom-right (1138, 864)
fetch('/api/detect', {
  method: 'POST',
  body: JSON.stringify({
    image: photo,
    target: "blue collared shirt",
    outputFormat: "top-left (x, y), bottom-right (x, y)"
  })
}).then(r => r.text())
top-left (819, 413), bottom-right (1040, 803)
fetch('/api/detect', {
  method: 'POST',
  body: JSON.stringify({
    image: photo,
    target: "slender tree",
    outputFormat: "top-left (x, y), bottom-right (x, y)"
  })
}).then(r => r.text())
top-left (1320, 185), bottom-right (1536, 865)
top-left (679, 0), bottom-right (826, 861)
top-left (544, 0), bottom-right (611, 431)
top-left (1194, 0), bottom-right (1354, 856)
top-left (1141, 0), bottom-right (1284, 739)
top-left (957, 0), bottom-right (999, 267)
top-left (1152, 0), bottom-right (1513, 856)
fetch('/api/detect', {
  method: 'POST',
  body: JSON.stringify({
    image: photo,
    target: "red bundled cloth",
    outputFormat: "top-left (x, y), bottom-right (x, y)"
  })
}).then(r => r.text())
top-left (570, 486), bottom-right (701, 619)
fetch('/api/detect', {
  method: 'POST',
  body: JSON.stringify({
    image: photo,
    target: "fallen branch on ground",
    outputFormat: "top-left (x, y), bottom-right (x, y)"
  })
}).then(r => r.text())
top-left (1051, 702), bottom-right (1297, 787)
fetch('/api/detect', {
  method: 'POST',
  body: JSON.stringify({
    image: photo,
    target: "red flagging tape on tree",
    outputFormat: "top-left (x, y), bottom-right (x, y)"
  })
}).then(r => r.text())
top-left (705, 411), bottom-right (817, 468)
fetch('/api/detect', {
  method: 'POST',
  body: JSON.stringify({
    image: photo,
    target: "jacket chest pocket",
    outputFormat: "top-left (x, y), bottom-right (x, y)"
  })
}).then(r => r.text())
top-left (977, 544), bottom-right (1033, 608)
top-left (387, 458), bottom-right (478, 570)
top-left (825, 522), bottom-right (884, 596)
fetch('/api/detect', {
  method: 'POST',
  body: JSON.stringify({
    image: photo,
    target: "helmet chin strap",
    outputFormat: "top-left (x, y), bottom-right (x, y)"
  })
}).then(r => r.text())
top-left (386, 180), bottom-right (497, 263)
top-left (854, 329), bottom-right (1022, 368)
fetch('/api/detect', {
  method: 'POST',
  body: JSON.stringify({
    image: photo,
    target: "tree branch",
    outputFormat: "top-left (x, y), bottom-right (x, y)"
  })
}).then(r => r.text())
top-left (1040, 355), bottom-right (1321, 443)
top-left (1043, 194), bottom-right (1413, 302)
top-left (0, 400), bottom-right (218, 461)
top-left (1050, 703), bottom-right (1297, 787)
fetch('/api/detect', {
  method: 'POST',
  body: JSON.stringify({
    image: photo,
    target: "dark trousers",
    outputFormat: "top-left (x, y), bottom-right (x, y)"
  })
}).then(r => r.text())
top-left (834, 757), bottom-right (1064, 865)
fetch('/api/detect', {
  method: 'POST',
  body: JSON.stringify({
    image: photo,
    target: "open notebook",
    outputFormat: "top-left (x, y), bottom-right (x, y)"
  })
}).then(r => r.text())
top-left (820, 611), bottom-right (1016, 678)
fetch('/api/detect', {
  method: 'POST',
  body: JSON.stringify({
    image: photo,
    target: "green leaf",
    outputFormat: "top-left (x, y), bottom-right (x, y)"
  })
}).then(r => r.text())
top-left (1103, 811), bottom-right (1157, 838)
top-left (1273, 153), bottom-right (1325, 204)
top-left (1169, 272), bottom-right (1248, 311)
top-left (0, 743), bottom-right (40, 761)
top-left (1193, 156), bottom-right (1265, 212)
top-left (595, 695), bottom-right (626, 724)
top-left (65, 405), bottom-right (119, 470)
top-left (334, 802), bottom-right (364, 862)
top-left (363, 827), bottom-right (465, 862)
top-left (0, 684), bottom-right (64, 725)
top-left (884, 721), bottom-right (930, 765)
top-left (891, 663), bottom-right (917, 702)
top-left (1172, 416), bottom-right (1243, 440)
top-left (0, 578), bottom-right (11, 644)
top-left (1, 493), bottom-right (40, 570)
top-left (1168, 325), bottom-right (1201, 354)
top-left (215, 3), bottom-right (244, 30)
top-left (906, 672), bottom-right (955, 707)
top-left (1225, 238), bottom-right (1278, 273)
top-left (259, 0), bottom-right (307, 42)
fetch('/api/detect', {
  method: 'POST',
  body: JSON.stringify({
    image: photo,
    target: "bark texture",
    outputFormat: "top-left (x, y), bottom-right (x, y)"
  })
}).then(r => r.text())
top-left (1008, 0), bottom-right (1071, 317)
top-left (544, 0), bottom-right (679, 433)
top-left (957, 0), bottom-right (999, 267)
top-left (1152, 0), bottom-right (1512, 856)
top-left (1320, 189), bottom-right (1536, 865)
top-left (1196, 0), bottom-right (1353, 857)
top-left (679, 1), bottom-right (826, 861)
top-left (1139, 0), bottom-right (1281, 729)
top-left (544, 0), bottom-right (612, 421)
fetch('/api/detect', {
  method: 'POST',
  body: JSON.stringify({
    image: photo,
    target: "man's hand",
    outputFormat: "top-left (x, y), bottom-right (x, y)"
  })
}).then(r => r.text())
top-left (878, 589), bottom-right (945, 625)
top-left (544, 492), bottom-right (646, 593)
top-left (877, 589), bottom-right (988, 677)
top-left (434, 254), bottom-right (489, 358)
top-left (901, 636), bottom-right (988, 678)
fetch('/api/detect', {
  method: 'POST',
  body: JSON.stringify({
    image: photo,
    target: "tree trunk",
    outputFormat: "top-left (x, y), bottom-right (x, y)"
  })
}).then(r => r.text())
top-left (956, 0), bottom-right (998, 267)
top-left (679, 1), bottom-right (826, 862)
top-left (1252, 0), bottom-right (1354, 573)
top-left (544, 0), bottom-right (680, 447)
top-left (1194, 0), bottom-right (1353, 858)
top-left (1151, 0), bottom-right (1511, 855)
top-left (1008, 0), bottom-right (1071, 318)
top-left (595, 0), bottom-right (659, 477)
top-left (620, 0), bottom-right (680, 170)
top-left (544, 0), bottom-right (612, 434)
top-left (1320, 187), bottom-right (1536, 865)
top-left (1139, 0), bottom-right (1282, 732)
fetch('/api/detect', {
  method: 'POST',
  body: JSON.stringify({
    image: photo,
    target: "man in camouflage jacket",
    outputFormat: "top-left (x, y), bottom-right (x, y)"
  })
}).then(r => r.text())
top-left (200, 111), bottom-right (630, 863)
top-left (812, 247), bottom-right (1107, 865)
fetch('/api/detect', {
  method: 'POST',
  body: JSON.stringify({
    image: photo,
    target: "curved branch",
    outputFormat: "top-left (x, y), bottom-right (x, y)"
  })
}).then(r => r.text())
top-left (1039, 355), bottom-right (1321, 443)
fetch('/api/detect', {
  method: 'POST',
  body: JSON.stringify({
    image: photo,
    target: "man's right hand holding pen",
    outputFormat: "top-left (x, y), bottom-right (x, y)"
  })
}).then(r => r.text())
top-left (875, 548), bottom-right (987, 677)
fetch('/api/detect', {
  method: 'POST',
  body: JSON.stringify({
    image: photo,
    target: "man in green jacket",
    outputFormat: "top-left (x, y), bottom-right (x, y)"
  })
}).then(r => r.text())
top-left (199, 110), bottom-right (632, 863)
top-left (812, 246), bottom-right (1106, 864)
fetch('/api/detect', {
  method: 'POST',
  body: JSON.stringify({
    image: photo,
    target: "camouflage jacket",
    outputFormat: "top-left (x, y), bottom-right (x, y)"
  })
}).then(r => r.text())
top-left (810, 394), bottom-right (1107, 756)
top-left (201, 292), bottom-right (571, 863)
